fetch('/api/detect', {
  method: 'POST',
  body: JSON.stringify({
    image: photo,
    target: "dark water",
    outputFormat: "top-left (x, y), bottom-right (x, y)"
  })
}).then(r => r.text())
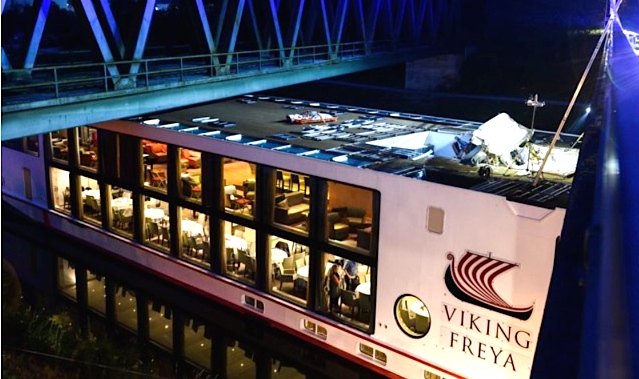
top-left (2, 203), bottom-right (386, 379)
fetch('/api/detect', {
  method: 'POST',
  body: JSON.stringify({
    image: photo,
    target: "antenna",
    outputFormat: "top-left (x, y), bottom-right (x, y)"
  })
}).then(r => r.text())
top-left (525, 94), bottom-right (545, 173)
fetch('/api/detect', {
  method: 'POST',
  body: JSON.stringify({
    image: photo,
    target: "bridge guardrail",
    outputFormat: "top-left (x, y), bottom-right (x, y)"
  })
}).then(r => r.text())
top-left (1, 40), bottom-right (402, 109)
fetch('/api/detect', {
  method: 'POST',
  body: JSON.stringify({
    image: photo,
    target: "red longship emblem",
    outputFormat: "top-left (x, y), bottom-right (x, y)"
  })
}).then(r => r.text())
top-left (445, 251), bottom-right (534, 320)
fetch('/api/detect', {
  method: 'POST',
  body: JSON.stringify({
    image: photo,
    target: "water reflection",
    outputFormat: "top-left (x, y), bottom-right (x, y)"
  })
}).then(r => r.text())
top-left (43, 251), bottom-right (385, 379)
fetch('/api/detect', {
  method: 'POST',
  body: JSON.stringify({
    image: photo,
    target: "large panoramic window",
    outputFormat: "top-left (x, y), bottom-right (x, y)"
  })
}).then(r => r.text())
top-left (80, 175), bottom-right (101, 224)
top-left (223, 158), bottom-right (255, 218)
top-left (273, 170), bottom-right (309, 234)
top-left (178, 147), bottom-right (203, 203)
top-left (178, 206), bottom-right (210, 268)
top-left (222, 221), bottom-right (256, 285)
top-left (326, 181), bottom-right (375, 254)
top-left (320, 253), bottom-right (372, 330)
top-left (269, 236), bottom-right (309, 306)
top-left (50, 130), bottom-right (69, 162)
top-left (110, 187), bottom-right (134, 236)
top-left (78, 126), bottom-right (98, 171)
top-left (142, 139), bottom-right (169, 194)
top-left (144, 197), bottom-right (170, 253)
top-left (50, 167), bottom-right (71, 213)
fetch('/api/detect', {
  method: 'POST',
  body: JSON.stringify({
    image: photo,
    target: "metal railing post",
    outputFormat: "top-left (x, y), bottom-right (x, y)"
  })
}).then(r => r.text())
top-left (179, 57), bottom-right (184, 82)
top-left (103, 64), bottom-right (108, 92)
top-left (53, 68), bottom-right (59, 98)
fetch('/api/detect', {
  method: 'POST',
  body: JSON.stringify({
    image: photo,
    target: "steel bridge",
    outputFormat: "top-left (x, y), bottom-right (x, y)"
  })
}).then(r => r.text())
top-left (1, 0), bottom-right (462, 140)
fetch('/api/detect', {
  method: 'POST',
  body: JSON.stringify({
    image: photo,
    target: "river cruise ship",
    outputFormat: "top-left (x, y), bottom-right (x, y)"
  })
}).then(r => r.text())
top-left (2, 94), bottom-right (582, 379)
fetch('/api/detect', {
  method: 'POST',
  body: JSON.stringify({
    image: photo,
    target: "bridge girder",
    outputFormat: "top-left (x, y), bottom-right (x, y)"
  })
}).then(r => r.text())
top-left (1, 49), bottom-right (435, 140)
top-left (2, 0), bottom-right (462, 140)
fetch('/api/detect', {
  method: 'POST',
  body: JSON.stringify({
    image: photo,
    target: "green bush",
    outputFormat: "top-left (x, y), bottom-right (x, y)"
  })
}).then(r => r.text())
top-left (2, 303), bottom-right (156, 379)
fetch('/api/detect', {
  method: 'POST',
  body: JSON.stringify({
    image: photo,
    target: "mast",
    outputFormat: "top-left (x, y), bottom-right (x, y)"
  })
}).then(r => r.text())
top-left (532, 14), bottom-right (615, 186)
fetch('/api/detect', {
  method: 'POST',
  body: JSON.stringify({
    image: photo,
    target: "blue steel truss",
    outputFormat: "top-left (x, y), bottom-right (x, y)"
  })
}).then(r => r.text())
top-left (1, 0), bottom-right (462, 139)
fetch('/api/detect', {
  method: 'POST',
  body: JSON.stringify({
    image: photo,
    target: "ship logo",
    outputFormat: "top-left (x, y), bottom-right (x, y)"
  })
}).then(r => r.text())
top-left (445, 251), bottom-right (534, 320)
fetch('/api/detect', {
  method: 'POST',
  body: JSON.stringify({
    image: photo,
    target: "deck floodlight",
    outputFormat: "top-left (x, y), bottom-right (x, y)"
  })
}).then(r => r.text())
top-left (623, 30), bottom-right (639, 56)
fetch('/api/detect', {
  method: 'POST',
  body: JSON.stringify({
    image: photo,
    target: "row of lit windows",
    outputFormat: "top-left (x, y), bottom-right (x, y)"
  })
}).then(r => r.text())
top-left (48, 128), bottom-right (378, 332)
top-left (49, 128), bottom-right (376, 252)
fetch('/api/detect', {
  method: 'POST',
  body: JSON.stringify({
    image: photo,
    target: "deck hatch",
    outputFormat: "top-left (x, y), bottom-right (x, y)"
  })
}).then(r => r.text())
top-left (277, 146), bottom-right (315, 155)
top-left (202, 131), bottom-right (235, 140)
top-left (270, 133), bottom-right (299, 141)
top-left (249, 140), bottom-right (288, 150)
top-left (303, 151), bottom-right (344, 161)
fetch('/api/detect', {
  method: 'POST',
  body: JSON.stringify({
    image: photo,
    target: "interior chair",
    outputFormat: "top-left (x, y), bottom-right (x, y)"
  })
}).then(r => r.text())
top-left (85, 195), bottom-right (101, 217)
top-left (358, 293), bottom-right (372, 322)
top-left (340, 290), bottom-right (359, 317)
top-left (112, 209), bottom-right (121, 228)
top-left (332, 206), bottom-right (367, 230)
top-left (295, 258), bottom-right (305, 270)
top-left (225, 247), bottom-right (237, 272)
top-left (290, 174), bottom-right (301, 191)
top-left (243, 256), bottom-right (256, 279)
top-left (188, 236), bottom-right (201, 257)
top-left (181, 232), bottom-right (191, 254)
top-left (236, 249), bottom-right (248, 273)
top-left (80, 151), bottom-right (97, 167)
top-left (182, 177), bottom-right (201, 199)
top-left (327, 212), bottom-right (349, 240)
top-left (146, 220), bottom-right (160, 242)
top-left (151, 171), bottom-right (167, 188)
top-left (276, 170), bottom-right (290, 191)
top-left (293, 257), bottom-right (307, 292)
top-left (201, 241), bottom-right (211, 262)
top-left (120, 213), bottom-right (133, 232)
top-left (303, 176), bottom-right (310, 195)
top-left (243, 180), bottom-right (256, 201)
top-left (279, 256), bottom-right (297, 290)
top-left (400, 307), bottom-right (415, 330)
top-left (111, 187), bottom-right (123, 198)
top-left (63, 190), bottom-right (71, 209)
top-left (414, 313), bottom-right (430, 334)
top-left (345, 207), bottom-right (366, 226)
top-left (160, 225), bottom-right (170, 247)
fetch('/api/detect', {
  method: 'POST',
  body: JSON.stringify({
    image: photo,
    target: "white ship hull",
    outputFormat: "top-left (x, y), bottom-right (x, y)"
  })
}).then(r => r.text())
top-left (1, 96), bottom-right (573, 379)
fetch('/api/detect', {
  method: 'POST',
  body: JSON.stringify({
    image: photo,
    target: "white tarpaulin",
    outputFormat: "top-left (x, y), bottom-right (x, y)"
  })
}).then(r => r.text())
top-left (473, 113), bottom-right (531, 158)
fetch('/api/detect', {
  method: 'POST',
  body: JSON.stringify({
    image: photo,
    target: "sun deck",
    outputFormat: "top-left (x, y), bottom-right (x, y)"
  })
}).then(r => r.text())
top-left (136, 94), bottom-right (580, 208)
